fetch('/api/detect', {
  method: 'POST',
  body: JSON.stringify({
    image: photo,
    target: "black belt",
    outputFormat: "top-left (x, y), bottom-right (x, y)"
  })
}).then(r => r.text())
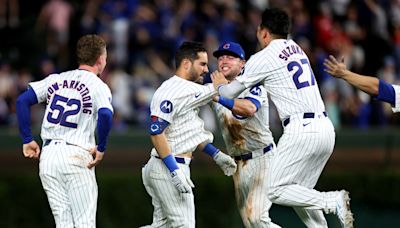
top-left (234, 144), bottom-right (273, 161)
top-left (154, 156), bottom-right (190, 165)
top-left (43, 139), bottom-right (73, 147)
top-left (283, 112), bottom-right (327, 127)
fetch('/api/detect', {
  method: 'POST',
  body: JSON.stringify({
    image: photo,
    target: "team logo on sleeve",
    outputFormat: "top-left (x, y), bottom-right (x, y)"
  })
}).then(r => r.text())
top-left (250, 86), bottom-right (261, 96)
top-left (160, 100), bottom-right (173, 113)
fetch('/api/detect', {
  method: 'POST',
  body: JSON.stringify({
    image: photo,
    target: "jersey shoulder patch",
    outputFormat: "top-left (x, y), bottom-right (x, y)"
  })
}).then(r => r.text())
top-left (249, 84), bottom-right (262, 96)
top-left (160, 100), bottom-right (173, 113)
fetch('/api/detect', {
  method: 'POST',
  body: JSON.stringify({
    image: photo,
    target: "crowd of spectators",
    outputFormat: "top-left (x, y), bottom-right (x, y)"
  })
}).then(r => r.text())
top-left (1, 0), bottom-right (400, 132)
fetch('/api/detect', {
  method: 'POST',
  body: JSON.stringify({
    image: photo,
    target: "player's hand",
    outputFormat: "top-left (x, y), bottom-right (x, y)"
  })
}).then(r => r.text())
top-left (170, 169), bottom-right (194, 193)
top-left (211, 71), bottom-right (229, 91)
top-left (212, 95), bottom-right (220, 102)
top-left (87, 147), bottom-right (104, 169)
top-left (213, 151), bottom-right (237, 176)
top-left (22, 140), bottom-right (40, 159)
top-left (323, 55), bottom-right (347, 78)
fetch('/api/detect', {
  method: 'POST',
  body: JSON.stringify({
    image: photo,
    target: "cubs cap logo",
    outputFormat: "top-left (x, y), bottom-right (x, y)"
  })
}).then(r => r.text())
top-left (223, 43), bottom-right (231, 49)
top-left (213, 41), bottom-right (245, 60)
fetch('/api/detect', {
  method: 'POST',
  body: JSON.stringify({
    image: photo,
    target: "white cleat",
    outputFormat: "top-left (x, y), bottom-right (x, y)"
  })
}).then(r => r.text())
top-left (336, 190), bottom-right (354, 228)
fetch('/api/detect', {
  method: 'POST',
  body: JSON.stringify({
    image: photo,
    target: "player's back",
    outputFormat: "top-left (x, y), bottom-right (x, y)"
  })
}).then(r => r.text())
top-left (31, 69), bottom-right (111, 150)
top-left (239, 39), bottom-right (325, 120)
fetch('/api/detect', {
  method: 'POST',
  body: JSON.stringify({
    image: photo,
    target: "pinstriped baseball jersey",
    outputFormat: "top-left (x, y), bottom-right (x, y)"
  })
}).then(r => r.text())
top-left (211, 84), bottom-right (274, 156)
top-left (29, 69), bottom-right (113, 150)
top-left (391, 85), bottom-right (400, 112)
top-left (236, 39), bottom-right (325, 120)
top-left (212, 84), bottom-right (280, 228)
top-left (150, 76), bottom-right (216, 156)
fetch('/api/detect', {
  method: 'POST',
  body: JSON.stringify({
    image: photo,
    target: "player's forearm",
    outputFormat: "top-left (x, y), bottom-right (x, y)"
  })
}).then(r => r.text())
top-left (151, 133), bottom-right (172, 158)
top-left (231, 99), bottom-right (257, 117)
top-left (218, 80), bottom-right (246, 99)
top-left (16, 89), bottom-right (38, 144)
top-left (342, 70), bottom-right (379, 96)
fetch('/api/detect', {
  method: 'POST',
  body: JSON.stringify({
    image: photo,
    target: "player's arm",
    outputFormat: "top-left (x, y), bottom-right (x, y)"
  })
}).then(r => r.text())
top-left (198, 142), bottom-right (237, 176)
top-left (88, 108), bottom-right (113, 168)
top-left (213, 96), bottom-right (259, 117)
top-left (149, 116), bottom-right (194, 193)
top-left (211, 71), bottom-right (246, 99)
top-left (324, 55), bottom-right (379, 95)
top-left (16, 88), bottom-right (41, 159)
top-left (324, 55), bottom-right (396, 105)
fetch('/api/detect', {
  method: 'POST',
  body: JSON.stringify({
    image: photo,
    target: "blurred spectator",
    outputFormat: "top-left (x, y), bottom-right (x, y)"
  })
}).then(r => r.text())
top-left (0, 0), bottom-right (400, 130)
top-left (0, 0), bottom-right (19, 28)
top-left (36, 0), bottom-right (73, 69)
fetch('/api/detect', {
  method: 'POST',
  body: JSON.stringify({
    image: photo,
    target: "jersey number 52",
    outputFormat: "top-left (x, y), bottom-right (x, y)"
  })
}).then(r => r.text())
top-left (287, 58), bottom-right (316, 89)
top-left (47, 94), bottom-right (81, 128)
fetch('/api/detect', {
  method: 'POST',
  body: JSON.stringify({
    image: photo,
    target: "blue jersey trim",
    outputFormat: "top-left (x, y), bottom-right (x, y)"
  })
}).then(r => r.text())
top-left (244, 97), bottom-right (261, 111)
top-left (377, 80), bottom-right (395, 105)
top-left (16, 89), bottom-right (38, 144)
top-left (149, 116), bottom-right (169, 135)
top-left (97, 108), bottom-right (113, 152)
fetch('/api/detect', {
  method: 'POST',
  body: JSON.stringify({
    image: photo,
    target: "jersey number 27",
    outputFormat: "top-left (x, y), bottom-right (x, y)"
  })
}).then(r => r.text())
top-left (47, 94), bottom-right (81, 128)
top-left (287, 58), bottom-right (316, 89)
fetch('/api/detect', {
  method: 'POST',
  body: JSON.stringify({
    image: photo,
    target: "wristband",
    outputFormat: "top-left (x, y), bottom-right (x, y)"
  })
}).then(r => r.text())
top-left (203, 143), bottom-right (220, 158)
top-left (162, 154), bottom-right (179, 172)
top-left (218, 96), bottom-right (234, 110)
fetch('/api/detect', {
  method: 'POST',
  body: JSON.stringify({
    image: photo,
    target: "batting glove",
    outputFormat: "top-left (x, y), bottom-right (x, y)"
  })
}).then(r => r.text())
top-left (213, 151), bottom-right (237, 176)
top-left (170, 169), bottom-right (194, 193)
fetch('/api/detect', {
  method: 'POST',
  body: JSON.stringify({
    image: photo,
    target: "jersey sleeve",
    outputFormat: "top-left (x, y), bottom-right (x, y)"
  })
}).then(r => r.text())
top-left (236, 51), bottom-right (285, 89)
top-left (150, 92), bottom-right (177, 123)
top-left (28, 74), bottom-right (55, 103)
top-left (236, 54), bottom-right (269, 89)
top-left (94, 83), bottom-right (113, 113)
top-left (391, 84), bottom-right (400, 113)
top-left (242, 84), bottom-right (267, 110)
top-left (187, 83), bottom-right (216, 108)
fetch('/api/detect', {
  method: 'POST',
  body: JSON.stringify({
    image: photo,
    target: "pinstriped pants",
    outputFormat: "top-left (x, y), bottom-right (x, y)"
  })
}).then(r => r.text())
top-left (267, 115), bottom-right (335, 228)
top-left (141, 156), bottom-right (195, 228)
top-left (39, 140), bottom-right (97, 228)
top-left (233, 151), bottom-right (281, 228)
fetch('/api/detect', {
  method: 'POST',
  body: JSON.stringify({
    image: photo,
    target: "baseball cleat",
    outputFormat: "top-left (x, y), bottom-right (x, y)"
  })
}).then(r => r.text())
top-left (336, 190), bottom-right (354, 228)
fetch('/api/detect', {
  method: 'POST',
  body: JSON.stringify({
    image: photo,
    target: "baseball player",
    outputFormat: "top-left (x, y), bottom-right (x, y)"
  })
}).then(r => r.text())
top-left (141, 41), bottom-right (237, 227)
top-left (324, 55), bottom-right (400, 112)
top-left (210, 41), bottom-right (280, 228)
top-left (211, 8), bottom-right (354, 228)
top-left (16, 34), bottom-right (113, 228)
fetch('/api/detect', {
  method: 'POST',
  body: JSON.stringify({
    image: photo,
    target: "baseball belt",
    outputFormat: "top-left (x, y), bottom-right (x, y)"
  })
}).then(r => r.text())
top-left (43, 139), bottom-right (74, 147)
top-left (154, 155), bottom-right (191, 165)
top-left (234, 143), bottom-right (273, 161)
top-left (283, 111), bottom-right (327, 127)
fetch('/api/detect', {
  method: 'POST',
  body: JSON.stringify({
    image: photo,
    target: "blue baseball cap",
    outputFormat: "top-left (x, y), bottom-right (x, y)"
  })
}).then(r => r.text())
top-left (213, 42), bottom-right (245, 60)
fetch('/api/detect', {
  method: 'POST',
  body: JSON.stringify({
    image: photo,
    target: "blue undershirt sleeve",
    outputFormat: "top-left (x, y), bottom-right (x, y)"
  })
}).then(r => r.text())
top-left (244, 97), bottom-right (261, 111)
top-left (97, 108), bottom-right (113, 152)
top-left (16, 89), bottom-right (38, 144)
top-left (377, 79), bottom-right (395, 105)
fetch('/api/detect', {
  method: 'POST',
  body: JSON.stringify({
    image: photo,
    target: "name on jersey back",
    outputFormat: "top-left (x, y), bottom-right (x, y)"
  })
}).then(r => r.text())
top-left (278, 43), bottom-right (304, 61)
top-left (47, 80), bottom-right (93, 114)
